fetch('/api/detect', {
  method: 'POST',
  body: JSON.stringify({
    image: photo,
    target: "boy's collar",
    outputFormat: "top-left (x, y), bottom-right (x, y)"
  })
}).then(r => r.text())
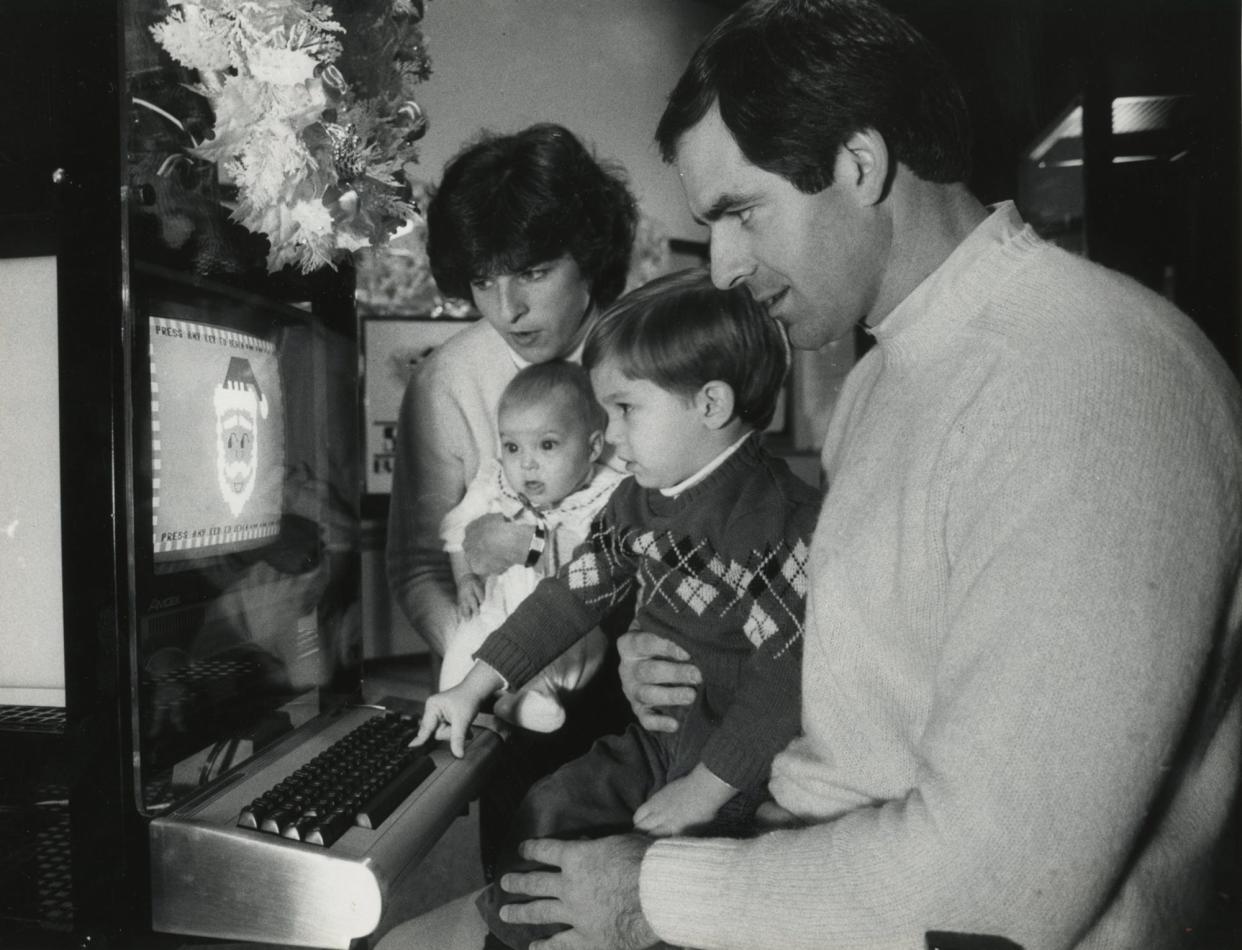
top-left (660, 430), bottom-right (754, 498)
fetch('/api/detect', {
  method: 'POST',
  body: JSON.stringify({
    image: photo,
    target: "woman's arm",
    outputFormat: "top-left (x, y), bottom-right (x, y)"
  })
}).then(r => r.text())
top-left (386, 366), bottom-right (469, 656)
top-left (462, 513), bottom-right (536, 576)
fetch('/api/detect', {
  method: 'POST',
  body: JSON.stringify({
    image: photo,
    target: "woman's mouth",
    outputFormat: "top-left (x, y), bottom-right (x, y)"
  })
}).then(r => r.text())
top-left (508, 329), bottom-right (542, 347)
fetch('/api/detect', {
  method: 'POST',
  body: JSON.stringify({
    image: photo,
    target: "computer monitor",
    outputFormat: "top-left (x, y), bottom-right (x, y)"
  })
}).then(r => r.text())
top-left (129, 263), bottom-right (361, 812)
top-left (0, 256), bottom-right (66, 708)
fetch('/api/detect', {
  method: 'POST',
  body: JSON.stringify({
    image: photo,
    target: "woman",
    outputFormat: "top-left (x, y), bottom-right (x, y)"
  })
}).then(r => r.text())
top-left (386, 122), bottom-right (637, 657)
top-left (385, 123), bottom-right (639, 879)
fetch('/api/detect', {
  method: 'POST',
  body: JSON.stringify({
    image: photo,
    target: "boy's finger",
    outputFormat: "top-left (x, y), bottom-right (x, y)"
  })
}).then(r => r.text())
top-left (409, 713), bottom-right (437, 747)
top-left (449, 716), bottom-right (469, 758)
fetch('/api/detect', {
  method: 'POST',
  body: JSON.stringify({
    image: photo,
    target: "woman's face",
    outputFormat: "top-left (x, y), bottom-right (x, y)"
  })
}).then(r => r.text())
top-left (470, 255), bottom-right (594, 364)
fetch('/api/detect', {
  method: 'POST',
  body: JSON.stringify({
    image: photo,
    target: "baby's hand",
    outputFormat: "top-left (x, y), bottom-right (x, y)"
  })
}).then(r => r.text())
top-left (632, 764), bottom-right (736, 837)
top-left (457, 573), bottom-right (485, 620)
top-left (410, 685), bottom-right (482, 758)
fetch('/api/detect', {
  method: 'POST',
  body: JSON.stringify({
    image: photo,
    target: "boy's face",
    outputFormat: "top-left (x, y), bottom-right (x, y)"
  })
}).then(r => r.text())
top-left (498, 392), bottom-right (602, 509)
top-left (590, 358), bottom-right (716, 490)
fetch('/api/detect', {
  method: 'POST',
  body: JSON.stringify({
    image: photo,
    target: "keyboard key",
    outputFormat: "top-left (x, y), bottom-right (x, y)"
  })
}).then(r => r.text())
top-left (303, 809), bottom-right (354, 847)
top-left (354, 754), bottom-right (436, 830)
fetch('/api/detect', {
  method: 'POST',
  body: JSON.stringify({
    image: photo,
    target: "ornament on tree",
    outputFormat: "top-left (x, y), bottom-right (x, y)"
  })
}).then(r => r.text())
top-left (397, 101), bottom-right (428, 142)
top-left (325, 123), bottom-right (368, 181)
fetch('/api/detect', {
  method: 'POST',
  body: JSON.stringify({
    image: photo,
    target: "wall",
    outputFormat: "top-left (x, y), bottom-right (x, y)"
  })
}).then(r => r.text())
top-left (411, 0), bottom-right (723, 243)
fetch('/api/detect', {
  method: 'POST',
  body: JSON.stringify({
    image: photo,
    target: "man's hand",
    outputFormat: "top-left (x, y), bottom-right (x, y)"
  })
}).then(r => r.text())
top-left (617, 631), bottom-right (701, 733)
top-left (463, 513), bottom-right (533, 575)
top-left (498, 835), bottom-right (660, 950)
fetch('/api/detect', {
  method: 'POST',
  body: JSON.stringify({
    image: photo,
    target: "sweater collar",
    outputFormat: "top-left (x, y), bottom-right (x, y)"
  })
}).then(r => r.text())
top-left (660, 431), bottom-right (754, 498)
top-left (644, 432), bottom-right (764, 517)
top-left (869, 201), bottom-right (1039, 366)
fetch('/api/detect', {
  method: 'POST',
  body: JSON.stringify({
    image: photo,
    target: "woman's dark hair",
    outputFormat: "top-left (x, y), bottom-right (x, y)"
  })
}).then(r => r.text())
top-left (655, 0), bottom-right (971, 192)
top-left (427, 123), bottom-right (639, 308)
top-left (500, 360), bottom-right (607, 435)
top-left (583, 269), bottom-right (789, 432)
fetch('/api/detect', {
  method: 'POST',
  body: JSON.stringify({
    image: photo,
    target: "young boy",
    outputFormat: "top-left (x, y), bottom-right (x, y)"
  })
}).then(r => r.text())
top-left (438, 361), bottom-right (625, 733)
top-left (412, 268), bottom-right (821, 950)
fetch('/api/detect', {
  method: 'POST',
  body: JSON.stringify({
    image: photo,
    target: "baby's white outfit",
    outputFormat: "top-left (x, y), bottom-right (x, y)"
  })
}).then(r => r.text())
top-left (439, 458), bottom-right (625, 731)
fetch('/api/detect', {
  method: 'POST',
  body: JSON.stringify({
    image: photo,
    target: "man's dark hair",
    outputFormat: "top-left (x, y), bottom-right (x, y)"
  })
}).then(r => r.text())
top-left (583, 268), bottom-right (789, 432)
top-left (427, 123), bottom-right (639, 307)
top-left (655, 0), bottom-right (972, 192)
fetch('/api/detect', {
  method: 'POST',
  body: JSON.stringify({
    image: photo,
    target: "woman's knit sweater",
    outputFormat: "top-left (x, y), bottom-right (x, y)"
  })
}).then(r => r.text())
top-left (640, 203), bottom-right (1242, 949)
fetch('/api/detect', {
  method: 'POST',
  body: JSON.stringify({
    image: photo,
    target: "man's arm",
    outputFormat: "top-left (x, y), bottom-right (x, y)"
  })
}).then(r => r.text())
top-left (640, 359), bottom-right (1242, 949)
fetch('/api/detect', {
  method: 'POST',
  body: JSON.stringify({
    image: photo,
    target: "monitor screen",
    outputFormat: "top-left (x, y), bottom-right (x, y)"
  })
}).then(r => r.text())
top-left (148, 316), bottom-right (285, 566)
top-left (129, 264), bottom-right (360, 814)
top-left (0, 255), bottom-right (65, 708)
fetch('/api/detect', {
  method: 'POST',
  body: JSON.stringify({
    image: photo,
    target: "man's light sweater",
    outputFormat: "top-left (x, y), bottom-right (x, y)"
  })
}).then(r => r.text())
top-left (640, 203), bottom-right (1242, 949)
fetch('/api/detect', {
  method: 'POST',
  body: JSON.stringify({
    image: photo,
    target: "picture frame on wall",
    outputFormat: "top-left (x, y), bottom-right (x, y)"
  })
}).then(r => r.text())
top-left (361, 315), bottom-right (476, 504)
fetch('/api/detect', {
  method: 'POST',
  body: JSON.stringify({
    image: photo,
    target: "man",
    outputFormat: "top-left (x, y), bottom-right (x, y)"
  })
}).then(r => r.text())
top-left (381, 2), bottom-right (1242, 948)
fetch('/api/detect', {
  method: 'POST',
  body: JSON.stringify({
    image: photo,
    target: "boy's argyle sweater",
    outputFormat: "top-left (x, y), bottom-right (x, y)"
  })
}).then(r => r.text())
top-left (475, 434), bottom-right (821, 791)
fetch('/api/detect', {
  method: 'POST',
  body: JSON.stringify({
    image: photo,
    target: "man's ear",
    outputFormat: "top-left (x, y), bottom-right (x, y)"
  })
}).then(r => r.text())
top-left (587, 429), bottom-right (604, 463)
top-left (695, 380), bottom-right (736, 430)
top-left (836, 128), bottom-right (890, 207)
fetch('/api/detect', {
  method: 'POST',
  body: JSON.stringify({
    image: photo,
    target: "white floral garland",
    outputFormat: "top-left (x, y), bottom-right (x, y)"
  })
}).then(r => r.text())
top-left (149, 0), bottom-right (424, 274)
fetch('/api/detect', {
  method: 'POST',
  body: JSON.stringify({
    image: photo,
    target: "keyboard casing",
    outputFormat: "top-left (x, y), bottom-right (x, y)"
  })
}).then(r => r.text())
top-left (148, 703), bottom-right (504, 948)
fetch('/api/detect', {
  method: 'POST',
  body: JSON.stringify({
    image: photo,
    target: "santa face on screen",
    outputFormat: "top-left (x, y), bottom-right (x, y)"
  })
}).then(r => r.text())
top-left (213, 357), bottom-right (269, 518)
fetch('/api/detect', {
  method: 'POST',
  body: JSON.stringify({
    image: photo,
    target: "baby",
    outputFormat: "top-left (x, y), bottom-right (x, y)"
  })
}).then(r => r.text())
top-left (438, 360), bottom-right (624, 732)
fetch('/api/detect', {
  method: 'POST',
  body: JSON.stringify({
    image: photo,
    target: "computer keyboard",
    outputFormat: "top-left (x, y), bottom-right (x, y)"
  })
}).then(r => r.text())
top-left (148, 702), bottom-right (506, 949)
top-left (237, 710), bottom-right (436, 846)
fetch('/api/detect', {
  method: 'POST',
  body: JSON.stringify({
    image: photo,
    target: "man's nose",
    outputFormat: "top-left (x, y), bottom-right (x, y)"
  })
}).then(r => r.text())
top-left (708, 228), bottom-right (755, 290)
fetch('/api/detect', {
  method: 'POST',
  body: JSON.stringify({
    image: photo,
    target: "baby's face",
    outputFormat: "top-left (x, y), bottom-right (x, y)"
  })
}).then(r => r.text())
top-left (498, 395), bottom-right (601, 509)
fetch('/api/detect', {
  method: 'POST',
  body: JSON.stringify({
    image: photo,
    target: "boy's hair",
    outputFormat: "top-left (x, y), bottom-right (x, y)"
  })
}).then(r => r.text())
top-left (499, 360), bottom-right (607, 436)
top-left (582, 269), bottom-right (788, 431)
top-left (655, 0), bottom-right (971, 192)
top-left (427, 123), bottom-right (639, 307)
